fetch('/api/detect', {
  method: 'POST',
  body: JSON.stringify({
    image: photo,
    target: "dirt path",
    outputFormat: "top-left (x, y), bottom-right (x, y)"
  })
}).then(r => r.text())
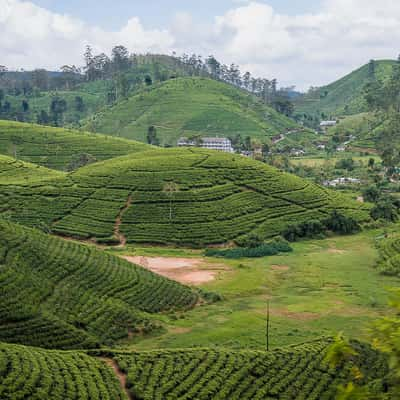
top-left (114, 194), bottom-right (132, 246)
top-left (100, 357), bottom-right (133, 400)
top-left (123, 256), bottom-right (229, 285)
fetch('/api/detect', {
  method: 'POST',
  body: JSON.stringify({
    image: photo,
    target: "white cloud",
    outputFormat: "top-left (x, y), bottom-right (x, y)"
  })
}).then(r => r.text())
top-left (1, 0), bottom-right (400, 90)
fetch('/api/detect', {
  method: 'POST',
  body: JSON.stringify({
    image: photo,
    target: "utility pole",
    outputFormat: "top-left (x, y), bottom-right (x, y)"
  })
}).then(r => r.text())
top-left (266, 299), bottom-right (270, 351)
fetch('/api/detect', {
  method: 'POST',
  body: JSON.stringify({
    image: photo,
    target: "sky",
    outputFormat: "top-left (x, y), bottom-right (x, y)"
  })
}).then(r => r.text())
top-left (1, 0), bottom-right (399, 90)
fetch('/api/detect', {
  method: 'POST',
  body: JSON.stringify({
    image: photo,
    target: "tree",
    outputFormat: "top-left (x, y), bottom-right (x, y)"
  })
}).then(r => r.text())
top-left (50, 97), bottom-right (67, 126)
top-left (368, 59), bottom-right (376, 80)
top-left (21, 100), bottom-right (29, 112)
top-left (112, 45), bottom-right (130, 72)
top-left (163, 182), bottom-right (180, 221)
top-left (31, 69), bottom-right (49, 90)
top-left (145, 75), bottom-right (153, 86)
top-left (74, 96), bottom-right (84, 112)
top-left (116, 74), bottom-right (129, 99)
top-left (37, 110), bottom-right (50, 125)
top-left (147, 126), bottom-right (159, 145)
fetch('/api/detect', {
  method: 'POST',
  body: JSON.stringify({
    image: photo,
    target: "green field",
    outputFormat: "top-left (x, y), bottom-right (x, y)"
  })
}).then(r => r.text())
top-left (294, 60), bottom-right (395, 117)
top-left (113, 230), bottom-right (398, 350)
top-left (0, 220), bottom-right (198, 349)
top-left (0, 120), bottom-right (152, 170)
top-left (87, 77), bottom-right (299, 145)
top-left (0, 147), bottom-right (370, 246)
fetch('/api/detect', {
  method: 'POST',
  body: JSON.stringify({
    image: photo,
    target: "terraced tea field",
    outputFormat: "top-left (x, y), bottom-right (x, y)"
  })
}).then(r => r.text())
top-left (0, 342), bottom-right (127, 400)
top-left (88, 77), bottom-right (298, 145)
top-left (0, 221), bottom-right (198, 349)
top-left (376, 234), bottom-right (400, 276)
top-left (0, 120), bottom-right (151, 170)
top-left (108, 339), bottom-right (386, 400)
top-left (0, 148), bottom-right (370, 246)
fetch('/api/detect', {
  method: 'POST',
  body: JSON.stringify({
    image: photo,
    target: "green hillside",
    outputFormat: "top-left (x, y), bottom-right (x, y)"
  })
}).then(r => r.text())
top-left (87, 77), bottom-right (299, 145)
top-left (0, 154), bottom-right (64, 184)
top-left (107, 339), bottom-right (386, 400)
top-left (0, 342), bottom-right (126, 400)
top-left (295, 60), bottom-right (396, 117)
top-left (0, 120), bottom-right (152, 170)
top-left (0, 147), bottom-right (370, 246)
top-left (0, 220), bottom-right (198, 349)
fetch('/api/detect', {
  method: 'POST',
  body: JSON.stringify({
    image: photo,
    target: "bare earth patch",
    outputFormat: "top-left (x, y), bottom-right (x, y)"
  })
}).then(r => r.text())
top-left (327, 248), bottom-right (346, 254)
top-left (123, 256), bottom-right (228, 285)
top-left (270, 265), bottom-right (290, 271)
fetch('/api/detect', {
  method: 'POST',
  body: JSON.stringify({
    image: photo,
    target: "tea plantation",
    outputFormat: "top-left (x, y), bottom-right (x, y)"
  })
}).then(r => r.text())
top-left (87, 77), bottom-right (298, 145)
top-left (376, 234), bottom-right (400, 276)
top-left (0, 120), bottom-right (152, 170)
top-left (0, 147), bottom-right (370, 246)
top-left (0, 342), bottom-right (127, 400)
top-left (107, 339), bottom-right (386, 400)
top-left (0, 220), bottom-right (198, 349)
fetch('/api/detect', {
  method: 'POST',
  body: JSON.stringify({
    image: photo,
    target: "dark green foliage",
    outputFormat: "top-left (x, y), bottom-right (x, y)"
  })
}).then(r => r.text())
top-left (283, 212), bottom-right (360, 241)
top-left (110, 339), bottom-right (386, 400)
top-left (371, 199), bottom-right (398, 222)
top-left (375, 235), bottom-right (400, 276)
top-left (0, 342), bottom-right (126, 400)
top-left (325, 211), bottom-right (361, 235)
top-left (205, 238), bottom-right (292, 259)
top-left (362, 185), bottom-right (381, 203)
top-left (0, 220), bottom-right (198, 349)
top-left (335, 158), bottom-right (355, 171)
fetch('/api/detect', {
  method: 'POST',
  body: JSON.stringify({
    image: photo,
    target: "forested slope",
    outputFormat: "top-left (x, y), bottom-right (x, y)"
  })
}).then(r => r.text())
top-left (295, 60), bottom-right (395, 117)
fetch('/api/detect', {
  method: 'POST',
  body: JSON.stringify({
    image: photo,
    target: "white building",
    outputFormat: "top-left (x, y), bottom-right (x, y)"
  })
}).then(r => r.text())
top-left (177, 137), bottom-right (234, 153)
top-left (320, 120), bottom-right (337, 128)
top-left (323, 177), bottom-right (361, 187)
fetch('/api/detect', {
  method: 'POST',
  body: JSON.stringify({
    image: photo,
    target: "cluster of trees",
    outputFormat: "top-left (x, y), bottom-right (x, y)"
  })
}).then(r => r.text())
top-left (283, 211), bottom-right (360, 242)
top-left (175, 53), bottom-right (294, 115)
top-left (362, 185), bottom-right (399, 222)
top-left (81, 46), bottom-right (294, 115)
top-left (364, 56), bottom-right (400, 175)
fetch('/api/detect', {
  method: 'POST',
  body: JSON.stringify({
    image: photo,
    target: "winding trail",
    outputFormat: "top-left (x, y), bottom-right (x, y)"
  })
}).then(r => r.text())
top-left (114, 194), bottom-right (132, 246)
top-left (100, 357), bottom-right (134, 400)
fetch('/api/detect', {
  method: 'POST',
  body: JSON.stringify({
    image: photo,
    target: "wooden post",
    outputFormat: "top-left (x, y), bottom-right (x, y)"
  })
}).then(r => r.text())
top-left (266, 299), bottom-right (270, 351)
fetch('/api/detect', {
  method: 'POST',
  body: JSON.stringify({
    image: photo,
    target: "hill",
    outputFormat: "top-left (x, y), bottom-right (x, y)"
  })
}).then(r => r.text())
top-left (0, 147), bottom-right (370, 246)
top-left (0, 120), bottom-right (152, 170)
top-left (0, 55), bottom-right (191, 127)
top-left (295, 60), bottom-right (396, 117)
top-left (0, 342), bottom-right (127, 400)
top-left (87, 77), bottom-right (299, 145)
top-left (0, 220), bottom-right (198, 349)
top-left (0, 154), bottom-right (64, 184)
top-left (0, 339), bottom-right (387, 400)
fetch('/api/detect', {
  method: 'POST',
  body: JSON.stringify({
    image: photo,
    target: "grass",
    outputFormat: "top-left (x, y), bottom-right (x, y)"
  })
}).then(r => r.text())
top-left (87, 77), bottom-right (298, 145)
top-left (0, 120), bottom-right (152, 170)
top-left (0, 146), bottom-right (370, 246)
top-left (120, 229), bottom-right (399, 351)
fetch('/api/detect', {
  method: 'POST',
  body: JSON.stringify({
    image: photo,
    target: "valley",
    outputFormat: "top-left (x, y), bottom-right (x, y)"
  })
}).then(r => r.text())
top-left (1, 19), bottom-right (400, 398)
